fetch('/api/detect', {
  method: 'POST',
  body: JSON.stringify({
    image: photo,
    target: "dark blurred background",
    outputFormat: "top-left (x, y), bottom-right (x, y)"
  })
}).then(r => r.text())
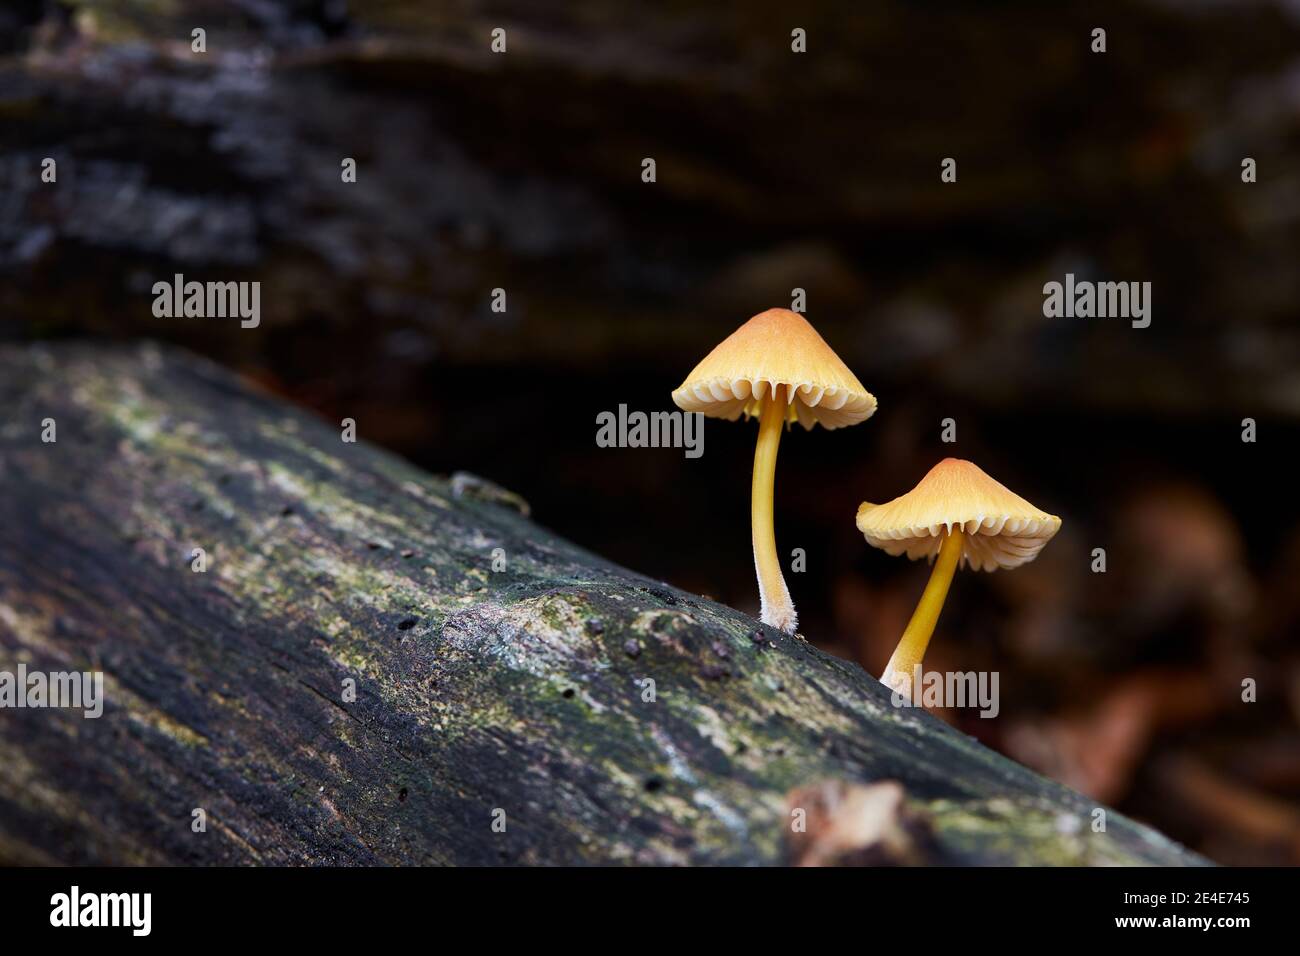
top-left (2, 1), bottom-right (1298, 864)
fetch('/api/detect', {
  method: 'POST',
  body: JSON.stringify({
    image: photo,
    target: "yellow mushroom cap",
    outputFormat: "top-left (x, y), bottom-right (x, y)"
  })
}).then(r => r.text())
top-left (856, 458), bottom-right (1061, 571)
top-left (671, 308), bottom-right (876, 430)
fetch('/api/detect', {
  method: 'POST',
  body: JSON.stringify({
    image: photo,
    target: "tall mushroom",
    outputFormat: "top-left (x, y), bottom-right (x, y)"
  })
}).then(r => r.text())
top-left (673, 308), bottom-right (876, 633)
top-left (856, 458), bottom-right (1061, 694)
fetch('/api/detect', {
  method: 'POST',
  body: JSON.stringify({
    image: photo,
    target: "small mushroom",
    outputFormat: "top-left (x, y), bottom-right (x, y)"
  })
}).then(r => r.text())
top-left (674, 309), bottom-right (875, 633)
top-left (856, 458), bottom-right (1061, 694)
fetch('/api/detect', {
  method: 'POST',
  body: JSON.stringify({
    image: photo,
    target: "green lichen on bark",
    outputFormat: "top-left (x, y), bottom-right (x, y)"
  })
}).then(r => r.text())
top-left (0, 343), bottom-right (1207, 866)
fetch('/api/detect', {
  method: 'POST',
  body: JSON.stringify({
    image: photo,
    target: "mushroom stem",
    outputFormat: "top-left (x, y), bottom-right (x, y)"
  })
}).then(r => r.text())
top-left (752, 386), bottom-right (796, 633)
top-left (880, 527), bottom-right (964, 694)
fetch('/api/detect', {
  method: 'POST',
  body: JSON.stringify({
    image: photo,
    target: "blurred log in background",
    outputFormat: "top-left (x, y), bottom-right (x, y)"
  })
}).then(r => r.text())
top-left (1, 0), bottom-right (1298, 863)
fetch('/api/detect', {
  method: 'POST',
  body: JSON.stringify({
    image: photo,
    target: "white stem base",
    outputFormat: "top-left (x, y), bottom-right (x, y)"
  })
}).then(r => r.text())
top-left (758, 584), bottom-right (798, 635)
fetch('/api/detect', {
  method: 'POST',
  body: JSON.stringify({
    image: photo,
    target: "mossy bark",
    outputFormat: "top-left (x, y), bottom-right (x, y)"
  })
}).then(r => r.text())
top-left (0, 344), bottom-right (1207, 865)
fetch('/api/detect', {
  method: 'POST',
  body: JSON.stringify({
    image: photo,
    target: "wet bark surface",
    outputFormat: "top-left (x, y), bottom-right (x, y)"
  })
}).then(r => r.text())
top-left (0, 343), bottom-right (1207, 865)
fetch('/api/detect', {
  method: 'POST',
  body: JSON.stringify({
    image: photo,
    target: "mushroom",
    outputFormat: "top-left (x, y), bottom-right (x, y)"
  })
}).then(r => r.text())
top-left (673, 308), bottom-right (876, 633)
top-left (856, 458), bottom-right (1061, 694)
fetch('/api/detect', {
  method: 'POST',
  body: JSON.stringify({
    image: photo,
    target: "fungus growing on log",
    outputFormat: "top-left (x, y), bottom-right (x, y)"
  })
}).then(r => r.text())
top-left (673, 309), bottom-right (875, 633)
top-left (857, 458), bottom-right (1061, 694)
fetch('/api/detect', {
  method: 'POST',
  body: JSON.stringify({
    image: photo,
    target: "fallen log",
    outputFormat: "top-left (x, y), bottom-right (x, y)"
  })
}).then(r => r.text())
top-left (0, 343), bottom-right (1206, 865)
